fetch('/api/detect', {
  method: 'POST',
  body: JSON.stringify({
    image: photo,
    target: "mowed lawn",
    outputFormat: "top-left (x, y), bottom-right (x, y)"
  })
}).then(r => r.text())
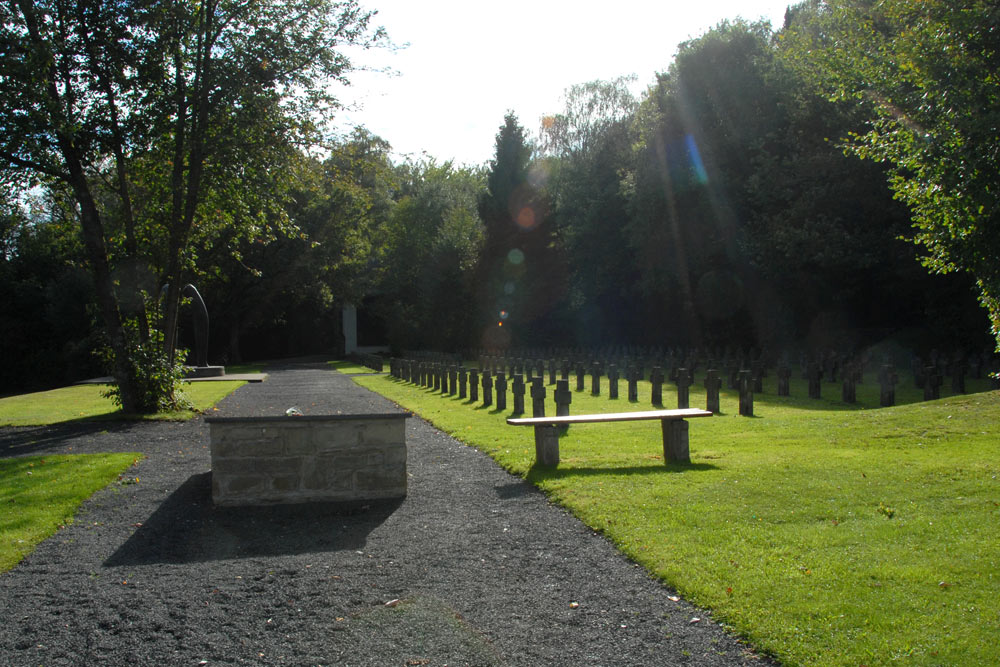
top-left (1, 376), bottom-right (251, 571)
top-left (1, 453), bottom-right (142, 571)
top-left (353, 370), bottom-right (1000, 666)
top-left (0, 380), bottom-right (247, 426)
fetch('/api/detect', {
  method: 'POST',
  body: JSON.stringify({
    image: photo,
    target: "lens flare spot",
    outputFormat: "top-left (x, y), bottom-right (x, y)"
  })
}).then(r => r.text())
top-left (503, 281), bottom-right (515, 295)
top-left (497, 321), bottom-right (503, 327)
top-left (515, 207), bottom-right (536, 230)
top-left (499, 310), bottom-right (508, 320)
top-left (507, 248), bottom-right (525, 265)
top-left (685, 134), bottom-right (709, 185)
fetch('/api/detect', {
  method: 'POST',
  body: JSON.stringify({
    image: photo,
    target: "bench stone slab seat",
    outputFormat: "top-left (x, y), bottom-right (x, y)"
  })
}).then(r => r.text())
top-left (507, 408), bottom-right (713, 467)
top-left (207, 413), bottom-right (409, 506)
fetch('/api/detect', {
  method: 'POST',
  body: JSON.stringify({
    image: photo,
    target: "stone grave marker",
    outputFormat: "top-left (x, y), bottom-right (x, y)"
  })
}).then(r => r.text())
top-left (512, 374), bottom-right (525, 415)
top-left (878, 364), bottom-right (897, 407)
top-left (469, 369), bottom-right (479, 403)
top-left (495, 371), bottom-right (507, 411)
top-left (777, 364), bottom-right (791, 397)
top-left (738, 369), bottom-right (754, 417)
top-left (531, 377), bottom-right (546, 417)
top-left (554, 379), bottom-right (572, 417)
top-left (841, 363), bottom-right (858, 403)
top-left (650, 366), bottom-right (664, 406)
top-left (676, 367), bottom-right (692, 409)
top-left (608, 364), bottom-right (620, 399)
top-left (923, 365), bottom-right (942, 401)
top-left (626, 366), bottom-right (639, 402)
top-left (807, 362), bottom-right (822, 399)
top-left (705, 369), bottom-right (722, 414)
top-left (482, 370), bottom-right (493, 407)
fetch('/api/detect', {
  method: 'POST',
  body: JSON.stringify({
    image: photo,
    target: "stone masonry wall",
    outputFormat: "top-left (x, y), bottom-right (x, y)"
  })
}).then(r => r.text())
top-left (207, 414), bottom-right (409, 506)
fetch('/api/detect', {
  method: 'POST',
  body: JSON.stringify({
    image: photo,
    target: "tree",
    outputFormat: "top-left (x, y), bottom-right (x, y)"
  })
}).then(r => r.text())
top-left (0, 0), bottom-right (384, 410)
top-left (374, 159), bottom-right (484, 351)
top-left (627, 20), bottom-right (781, 346)
top-left (782, 0), bottom-right (1000, 350)
top-left (477, 112), bottom-right (566, 348)
top-left (540, 78), bottom-right (640, 344)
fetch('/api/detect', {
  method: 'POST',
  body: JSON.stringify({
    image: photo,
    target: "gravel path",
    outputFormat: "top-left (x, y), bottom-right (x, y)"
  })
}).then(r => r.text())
top-left (0, 363), bottom-right (774, 666)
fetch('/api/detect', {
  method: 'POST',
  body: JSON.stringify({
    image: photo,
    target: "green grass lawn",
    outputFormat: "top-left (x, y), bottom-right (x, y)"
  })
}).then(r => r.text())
top-left (0, 453), bottom-right (142, 572)
top-left (328, 359), bottom-right (385, 375)
top-left (0, 380), bottom-right (247, 426)
top-left (354, 370), bottom-right (1000, 666)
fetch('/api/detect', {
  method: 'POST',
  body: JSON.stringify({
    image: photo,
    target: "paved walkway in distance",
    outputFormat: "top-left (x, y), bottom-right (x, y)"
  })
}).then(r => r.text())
top-left (0, 362), bottom-right (772, 666)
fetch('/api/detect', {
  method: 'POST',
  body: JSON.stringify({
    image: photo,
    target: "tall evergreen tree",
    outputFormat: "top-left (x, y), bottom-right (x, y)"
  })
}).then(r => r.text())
top-left (477, 113), bottom-right (565, 349)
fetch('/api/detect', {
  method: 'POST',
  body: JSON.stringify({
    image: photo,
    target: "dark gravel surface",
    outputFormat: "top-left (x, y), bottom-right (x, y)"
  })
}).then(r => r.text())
top-left (0, 363), bottom-right (775, 666)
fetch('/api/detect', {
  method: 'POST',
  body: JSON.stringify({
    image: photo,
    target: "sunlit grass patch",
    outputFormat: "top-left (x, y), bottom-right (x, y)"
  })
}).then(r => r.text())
top-left (0, 381), bottom-right (246, 426)
top-left (0, 453), bottom-right (142, 572)
top-left (354, 371), bottom-right (1000, 666)
top-left (328, 360), bottom-right (382, 375)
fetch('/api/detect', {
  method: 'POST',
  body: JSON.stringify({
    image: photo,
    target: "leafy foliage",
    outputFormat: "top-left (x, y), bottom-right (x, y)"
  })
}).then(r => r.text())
top-left (0, 0), bottom-right (385, 409)
top-left (98, 320), bottom-right (190, 413)
top-left (782, 0), bottom-right (1000, 349)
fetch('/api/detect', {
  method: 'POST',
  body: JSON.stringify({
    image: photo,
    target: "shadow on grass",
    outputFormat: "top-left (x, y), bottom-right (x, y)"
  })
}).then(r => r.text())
top-left (526, 461), bottom-right (718, 482)
top-left (105, 472), bottom-right (403, 566)
top-left (0, 420), bottom-right (148, 458)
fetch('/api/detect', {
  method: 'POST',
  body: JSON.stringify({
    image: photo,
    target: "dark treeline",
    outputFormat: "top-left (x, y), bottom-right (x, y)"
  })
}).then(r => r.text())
top-left (1, 4), bottom-right (993, 395)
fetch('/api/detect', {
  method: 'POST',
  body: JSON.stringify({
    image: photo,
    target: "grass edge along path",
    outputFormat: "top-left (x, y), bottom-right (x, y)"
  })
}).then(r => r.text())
top-left (0, 453), bottom-right (143, 572)
top-left (353, 373), bottom-right (1000, 667)
top-left (0, 381), bottom-right (247, 427)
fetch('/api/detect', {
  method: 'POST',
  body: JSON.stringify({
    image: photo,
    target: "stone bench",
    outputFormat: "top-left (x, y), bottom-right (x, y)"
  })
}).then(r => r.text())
top-left (207, 413), bottom-right (409, 506)
top-left (506, 408), bottom-right (713, 467)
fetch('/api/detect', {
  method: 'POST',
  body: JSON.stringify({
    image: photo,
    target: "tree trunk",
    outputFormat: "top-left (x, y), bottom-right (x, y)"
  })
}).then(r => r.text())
top-left (17, 0), bottom-right (141, 412)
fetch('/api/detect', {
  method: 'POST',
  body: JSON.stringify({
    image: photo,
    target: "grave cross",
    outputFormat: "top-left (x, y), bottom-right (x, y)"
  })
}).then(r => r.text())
top-left (650, 366), bottom-right (664, 406)
top-left (738, 369), bottom-right (754, 417)
top-left (495, 372), bottom-right (507, 411)
top-left (530, 377), bottom-right (546, 417)
top-left (458, 367), bottom-right (468, 400)
top-left (807, 362), bottom-right (822, 400)
top-left (469, 369), bottom-right (479, 403)
top-left (878, 364), bottom-right (897, 407)
top-left (675, 367), bottom-right (693, 409)
top-left (841, 363), bottom-right (858, 404)
top-left (482, 370), bottom-right (493, 408)
top-left (704, 369), bottom-right (722, 414)
top-left (575, 362), bottom-right (586, 392)
top-left (608, 364), bottom-right (620, 400)
top-left (923, 365), bottom-right (942, 401)
top-left (512, 374), bottom-right (525, 415)
top-left (590, 361), bottom-right (602, 396)
top-left (626, 366), bottom-right (639, 402)
top-left (777, 364), bottom-right (791, 397)
top-left (554, 379), bottom-right (573, 417)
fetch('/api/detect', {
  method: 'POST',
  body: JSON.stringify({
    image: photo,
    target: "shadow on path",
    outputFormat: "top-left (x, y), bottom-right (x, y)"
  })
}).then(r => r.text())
top-left (105, 472), bottom-right (403, 566)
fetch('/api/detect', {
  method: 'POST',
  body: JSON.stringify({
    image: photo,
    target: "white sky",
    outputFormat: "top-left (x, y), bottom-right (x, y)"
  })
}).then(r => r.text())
top-left (337, 0), bottom-right (793, 167)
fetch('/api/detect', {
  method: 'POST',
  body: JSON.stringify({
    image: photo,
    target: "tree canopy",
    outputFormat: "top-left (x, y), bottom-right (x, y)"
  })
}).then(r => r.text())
top-left (782, 0), bottom-right (1000, 350)
top-left (0, 0), bottom-right (384, 409)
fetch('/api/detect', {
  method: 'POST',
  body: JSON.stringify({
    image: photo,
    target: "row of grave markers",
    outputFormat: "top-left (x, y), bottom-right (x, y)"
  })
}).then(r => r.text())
top-left (388, 358), bottom-right (902, 418)
top-left (387, 347), bottom-right (999, 417)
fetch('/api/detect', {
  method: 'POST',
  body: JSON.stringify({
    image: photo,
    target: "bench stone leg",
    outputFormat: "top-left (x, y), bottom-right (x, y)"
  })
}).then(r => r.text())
top-left (661, 419), bottom-right (690, 464)
top-left (534, 425), bottom-right (560, 466)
